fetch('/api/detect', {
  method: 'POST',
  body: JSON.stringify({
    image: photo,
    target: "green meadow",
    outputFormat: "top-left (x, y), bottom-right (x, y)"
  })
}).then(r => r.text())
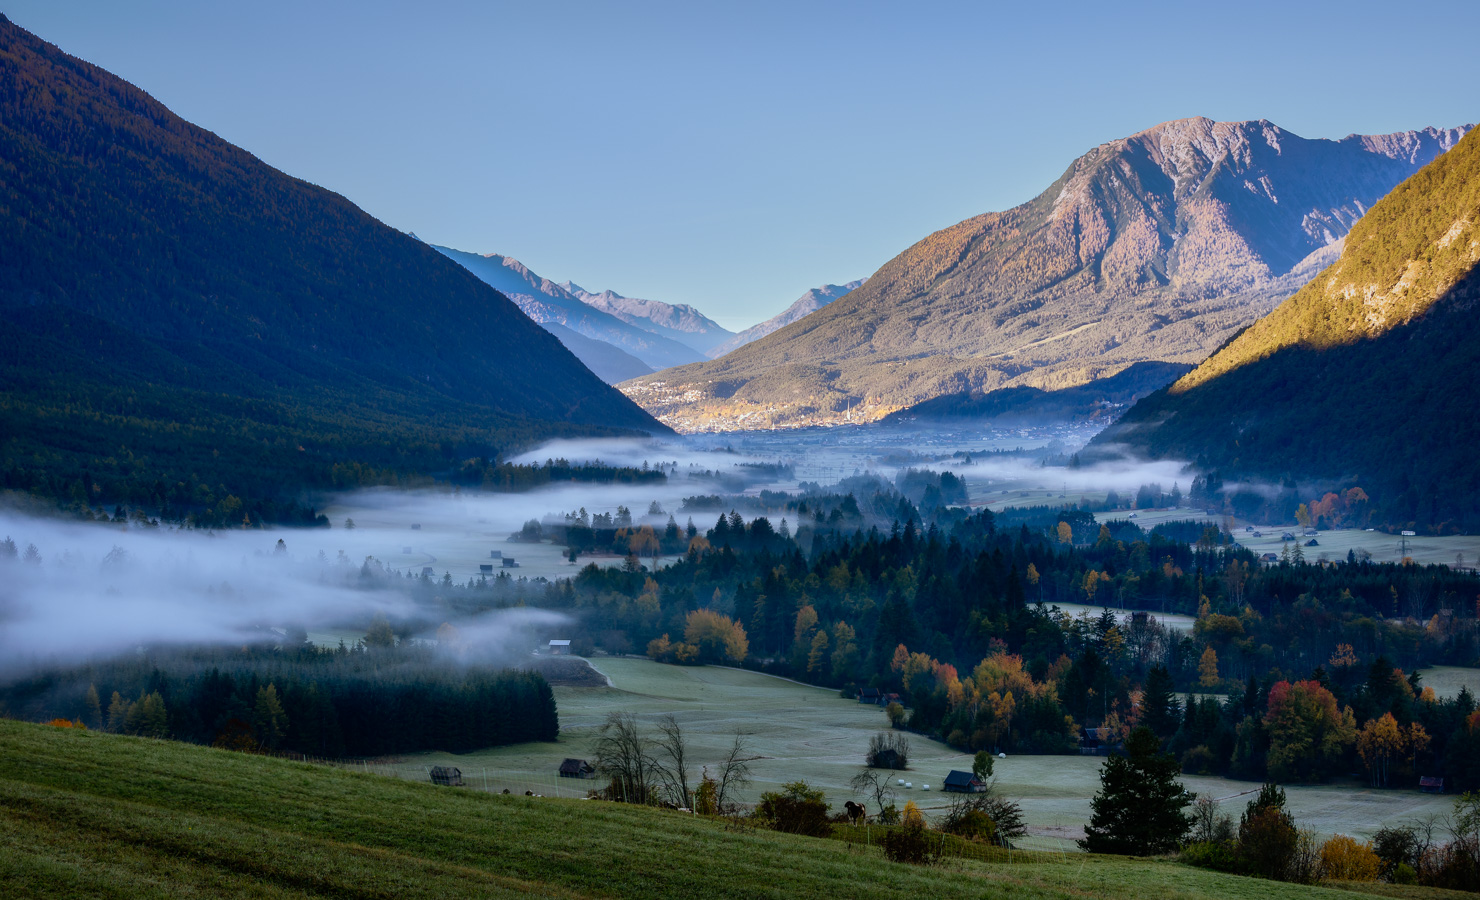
top-left (3, 719), bottom-right (1470, 900)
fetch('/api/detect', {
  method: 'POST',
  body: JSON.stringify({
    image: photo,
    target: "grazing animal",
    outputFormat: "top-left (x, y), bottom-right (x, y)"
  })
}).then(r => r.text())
top-left (844, 800), bottom-right (867, 824)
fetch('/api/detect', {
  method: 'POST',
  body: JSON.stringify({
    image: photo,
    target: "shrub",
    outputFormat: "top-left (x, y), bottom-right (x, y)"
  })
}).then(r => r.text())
top-left (1320, 835), bottom-right (1381, 882)
top-left (881, 816), bottom-right (937, 865)
top-left (1373, 824), bottom-right (1423, 879)
top-left (755, 781), bottom-right (831, 837)
top-left (1180, 841), bottom-right (1240, 873)
top-left (1181, 745), bottom-right (1216, 775)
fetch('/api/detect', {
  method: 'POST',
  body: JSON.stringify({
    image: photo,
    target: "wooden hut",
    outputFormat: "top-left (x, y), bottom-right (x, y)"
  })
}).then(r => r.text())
top-left (942, 770), bottom-right (986, 793)
top-left (558, 758), bottom-right (595, 778)
top-left (430, 766), bottom-right (463, 786)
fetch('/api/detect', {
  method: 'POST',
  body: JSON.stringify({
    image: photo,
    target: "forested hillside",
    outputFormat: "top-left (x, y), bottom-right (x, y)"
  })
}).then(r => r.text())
top-left (0, 16), bottom-right (662, 524)
top-left (1094, 126), bottom-right (1480, 530)
top-left (624, 118), bottom-right (1470, 431)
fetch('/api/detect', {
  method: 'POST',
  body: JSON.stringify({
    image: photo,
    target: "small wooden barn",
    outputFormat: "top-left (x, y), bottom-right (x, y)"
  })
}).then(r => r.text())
top-left (857, 687), bottom-right (881, 705)
top-left (430, 766), bottom-right (464, 786)
top-left (1420, 776), bottom-right (1444, 794)
top-left (548, 639), bottom-right (571, 655)
top-left (558, 758), bottom-right (595, 778)
top-left (942, 770), bottom-right (986, 793)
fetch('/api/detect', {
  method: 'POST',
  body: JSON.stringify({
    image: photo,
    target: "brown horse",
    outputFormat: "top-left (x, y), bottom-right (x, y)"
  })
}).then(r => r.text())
top-left (843, 800), bottom-right (867, 825)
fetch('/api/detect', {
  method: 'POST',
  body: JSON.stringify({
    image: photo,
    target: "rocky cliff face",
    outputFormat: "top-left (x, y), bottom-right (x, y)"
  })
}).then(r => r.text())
top-left (622, 118), bottom-right (1471, 433)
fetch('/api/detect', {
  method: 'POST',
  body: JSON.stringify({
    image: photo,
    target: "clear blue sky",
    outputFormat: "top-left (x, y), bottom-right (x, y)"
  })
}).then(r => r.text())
top-left (8, 1), bottom-right (1477, 330)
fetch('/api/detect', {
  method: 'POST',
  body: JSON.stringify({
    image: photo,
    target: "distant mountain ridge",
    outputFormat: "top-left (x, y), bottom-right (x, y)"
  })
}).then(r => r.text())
top-left (0, 15), bottom-right (661, 520)
top-left (621, 117), bottom-right (1471, 432)
top-left (1090, 125), bottom-right (1480, 528)
top-left (562, 282), bottom-right (733, 356)
top-left (430, 247), bottom-right (706, 370)
top-left (706, 280), bottom-right (866, 359)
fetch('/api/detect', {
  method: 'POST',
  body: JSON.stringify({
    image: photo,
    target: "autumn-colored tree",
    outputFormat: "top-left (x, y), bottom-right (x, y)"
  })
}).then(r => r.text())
top-left (684, 608), bottom-right (748, 663)
top-left (807, 630), bottom-right (830, 676)
top-left (1056, 521), bottom-right (1073, 545)
top-left (1198, 647), bottom-right (1220, 688)
top-left (1319, 835), bottom-right (1381, 881)
top-left (1264, 680), bottom-right (1355, 782)
top-left (1356, 713), bottom-right (1430, 788)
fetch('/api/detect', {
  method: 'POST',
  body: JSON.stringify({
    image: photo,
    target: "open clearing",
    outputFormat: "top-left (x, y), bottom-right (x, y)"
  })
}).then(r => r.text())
top-left (378, 657), bottom-right (1457, 847)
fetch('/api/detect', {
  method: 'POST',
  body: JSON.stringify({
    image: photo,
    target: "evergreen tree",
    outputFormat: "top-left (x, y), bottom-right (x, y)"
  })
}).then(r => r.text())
top-left (1081, 726), bottom-right (1194, 855)
top-left (1141, 665), bottom-right (1178, 738)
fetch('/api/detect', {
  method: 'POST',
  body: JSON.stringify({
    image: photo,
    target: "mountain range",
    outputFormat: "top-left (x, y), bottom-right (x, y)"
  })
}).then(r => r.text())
top-left (620, 118), bottom-right (1471, 432)
top-left (706, 280), bottom-right (866, 359)
top-left (562, 282), bottom-right (733, 357)
top-left (0, 15), bottom-right (661, 520)
top-left (429, 246), bottom-right (705, 372)
top-left (1091, 125), bottom-right (1480, 528)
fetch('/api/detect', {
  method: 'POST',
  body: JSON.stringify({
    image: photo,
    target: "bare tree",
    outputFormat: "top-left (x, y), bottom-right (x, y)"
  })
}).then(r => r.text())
top-left (714, 731), bottom-right (753, 814)
top-left (592, 712), bottom-right (659, 804)
top-left (652, 714), bottom-right (692, 808)
top-left (849, 767), bottom-right (896, 818)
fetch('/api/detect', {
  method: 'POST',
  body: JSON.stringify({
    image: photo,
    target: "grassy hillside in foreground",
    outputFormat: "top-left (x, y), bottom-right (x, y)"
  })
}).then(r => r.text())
top-left (0, 721), bottom-right (1467, 900)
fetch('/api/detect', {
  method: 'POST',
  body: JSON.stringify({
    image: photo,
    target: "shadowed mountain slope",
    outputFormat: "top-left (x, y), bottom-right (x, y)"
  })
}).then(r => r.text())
top-left (623, 118), bottom-right (1470, 432)
top-left (0, 16), bottom-right (662, 520)
top-left (1092, 126), bottom-right (1480, 528)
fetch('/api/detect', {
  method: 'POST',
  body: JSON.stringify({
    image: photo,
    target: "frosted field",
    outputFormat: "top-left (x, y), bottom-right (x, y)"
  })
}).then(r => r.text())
top-left (375, 657), bottom-right (1459, 846)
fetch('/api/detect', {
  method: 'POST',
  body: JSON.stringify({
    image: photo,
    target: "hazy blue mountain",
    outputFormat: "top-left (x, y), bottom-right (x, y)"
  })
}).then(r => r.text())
top-left (706, 280), bottom-right (866, 359)
top-left (562, 282), bottom-right (733, 356)
top-left (432, 247), bottom-right (705, 370)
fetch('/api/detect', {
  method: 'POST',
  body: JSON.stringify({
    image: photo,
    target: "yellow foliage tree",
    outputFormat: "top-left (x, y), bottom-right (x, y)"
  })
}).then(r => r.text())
top-left (1356, 713), bottom-right (1429, 788)
top-left (684, 609), bottom-right (748, 663)
top-left (1319, 834), bottom-right (1381, 881)
top-left (1056, 521), bottom-right (1074, 545)
top-left (1198, 646), bottom-right (1220, 688)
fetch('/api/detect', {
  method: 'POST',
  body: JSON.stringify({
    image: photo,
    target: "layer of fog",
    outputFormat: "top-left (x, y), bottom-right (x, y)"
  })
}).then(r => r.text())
top-left (956, 446), bottom-right (1192, 496)
top-left (0, 431), bottom-right (1193, 676)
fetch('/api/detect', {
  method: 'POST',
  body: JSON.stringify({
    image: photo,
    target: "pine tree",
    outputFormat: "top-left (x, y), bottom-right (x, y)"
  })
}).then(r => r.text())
top-left (254, 684), bottom-right (288, 750)
top-left (1141, 665), bottom-right (1178, 738)
top-left (1080, 726), bottom-right (1194, 855)
top-left (85, 683), bottom-right (103, 731)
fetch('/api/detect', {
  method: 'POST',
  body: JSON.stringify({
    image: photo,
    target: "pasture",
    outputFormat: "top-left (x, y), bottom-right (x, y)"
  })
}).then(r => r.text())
top-left (5, 719), bottom-right (1423, 900)
top-left (381, 657), bottom-right (1458, 846)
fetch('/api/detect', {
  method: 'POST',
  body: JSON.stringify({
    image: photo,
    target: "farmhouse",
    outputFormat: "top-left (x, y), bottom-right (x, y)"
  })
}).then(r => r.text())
top-left (429, 765), bottom-right (463, 786)
top-left (558, 758), bottom-right (595, 778)
top-left (942, 770), bottom-right (986, 793)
